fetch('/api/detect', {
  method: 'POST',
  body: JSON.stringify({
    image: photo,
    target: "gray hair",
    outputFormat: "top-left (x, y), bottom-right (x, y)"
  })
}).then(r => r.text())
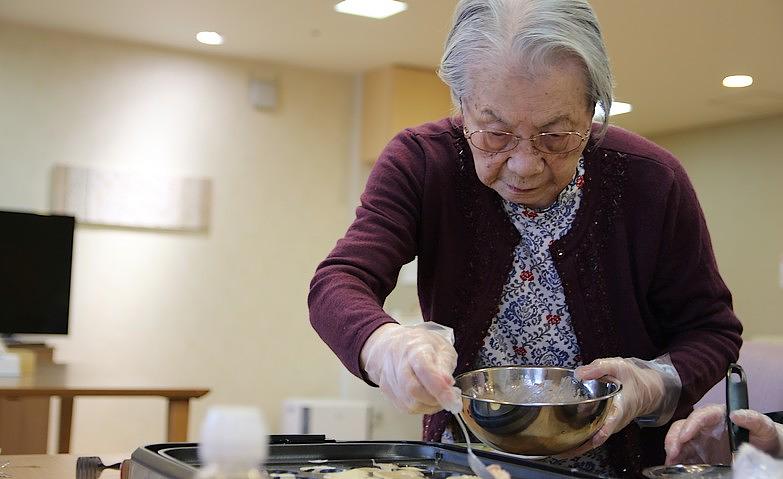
top-left (438, 0), bottom-right (613, 137)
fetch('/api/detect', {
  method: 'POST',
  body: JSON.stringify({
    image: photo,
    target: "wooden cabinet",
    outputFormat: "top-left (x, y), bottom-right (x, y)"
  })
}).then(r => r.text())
top-left (0, 395), bottom-right (49, 453)
top-left (0, 344), bottom-right (55, 454)
top-left (361, 65), bottom-right (454, 164)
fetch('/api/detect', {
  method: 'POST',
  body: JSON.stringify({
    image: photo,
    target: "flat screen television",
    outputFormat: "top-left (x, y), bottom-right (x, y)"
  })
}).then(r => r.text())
top-left (0, 211), bottom-right (75, 336)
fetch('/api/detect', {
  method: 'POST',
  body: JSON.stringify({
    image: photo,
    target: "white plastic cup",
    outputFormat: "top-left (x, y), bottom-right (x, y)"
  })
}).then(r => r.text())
top-left (198, 405), bottom-right (269, 474)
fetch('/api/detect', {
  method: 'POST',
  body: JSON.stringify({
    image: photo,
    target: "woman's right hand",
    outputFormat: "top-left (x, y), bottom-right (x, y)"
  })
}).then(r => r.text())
top-left (665, 405), bottom-right (783, 465)
top-left (360, 322), bottom-right (462, 415)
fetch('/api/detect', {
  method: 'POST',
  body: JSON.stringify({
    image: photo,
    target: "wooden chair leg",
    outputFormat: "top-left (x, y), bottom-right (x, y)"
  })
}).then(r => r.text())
top-left (58, 396), bottom-right (74, 453)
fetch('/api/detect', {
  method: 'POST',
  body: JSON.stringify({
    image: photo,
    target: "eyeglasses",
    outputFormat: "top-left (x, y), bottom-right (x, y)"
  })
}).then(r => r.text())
top-left (463, 127), bottom-right (590, 155)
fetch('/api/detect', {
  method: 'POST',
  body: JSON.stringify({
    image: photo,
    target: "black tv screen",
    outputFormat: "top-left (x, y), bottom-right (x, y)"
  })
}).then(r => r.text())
top-left (0, 211), bottom-right (75, 335)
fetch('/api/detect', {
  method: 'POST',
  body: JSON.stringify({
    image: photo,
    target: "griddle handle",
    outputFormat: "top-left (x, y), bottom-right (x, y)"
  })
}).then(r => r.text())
top-left (269, 434), bottom-right (335, 444)
top-left (725, 363), bottom-right (749, 453)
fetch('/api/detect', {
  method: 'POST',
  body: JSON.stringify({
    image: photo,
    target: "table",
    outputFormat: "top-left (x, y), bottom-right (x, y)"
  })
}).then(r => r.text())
top-left (0, 454), bottom-right (126, 479)
top-left (0, 362), bottom-right (209, 454)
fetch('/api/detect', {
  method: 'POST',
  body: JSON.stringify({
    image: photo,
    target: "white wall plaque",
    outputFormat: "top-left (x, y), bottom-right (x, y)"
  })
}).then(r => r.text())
top-left (51, 165), bottom-right (211, 232)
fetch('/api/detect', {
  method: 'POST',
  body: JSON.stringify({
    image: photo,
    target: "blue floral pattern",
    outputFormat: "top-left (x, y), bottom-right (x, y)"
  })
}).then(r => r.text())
top-left (474, 157), bottom-right (614, 475)
top-left (476, 157), bottom-right (585, 370)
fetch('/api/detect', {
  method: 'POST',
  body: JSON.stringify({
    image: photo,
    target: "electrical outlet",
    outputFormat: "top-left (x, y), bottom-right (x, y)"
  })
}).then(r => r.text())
top-left (779, 255), bottom-right (783, 289)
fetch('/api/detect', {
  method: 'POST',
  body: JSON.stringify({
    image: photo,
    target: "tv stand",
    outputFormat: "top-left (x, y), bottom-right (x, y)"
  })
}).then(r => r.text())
top-left (1, 335), bottom-right (47, 347)
top-left (4, 342), bottom-right (55, 364)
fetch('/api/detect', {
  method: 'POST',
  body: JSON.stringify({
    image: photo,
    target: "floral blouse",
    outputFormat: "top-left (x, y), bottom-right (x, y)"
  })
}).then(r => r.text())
top-left (474, 157), bottom-right (613, 475)
top-left (476, 158), bottom-right (585, 369)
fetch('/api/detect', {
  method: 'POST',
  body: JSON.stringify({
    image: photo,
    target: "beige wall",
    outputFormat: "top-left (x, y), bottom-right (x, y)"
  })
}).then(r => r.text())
top-left (0, 22), bottom-right (362, 452)
top-left (651, 115), bottom-right (783, 338)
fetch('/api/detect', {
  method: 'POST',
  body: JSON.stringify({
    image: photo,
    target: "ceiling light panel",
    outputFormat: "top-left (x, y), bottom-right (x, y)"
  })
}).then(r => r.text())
top-left (722, 75), bottom-right (753, 88)
top-left (335, 0), bottom-right (408, 19)
top-left (196, 31), bottom-right (224, 45)
top-left (594, 101), bottom-right (633, 119)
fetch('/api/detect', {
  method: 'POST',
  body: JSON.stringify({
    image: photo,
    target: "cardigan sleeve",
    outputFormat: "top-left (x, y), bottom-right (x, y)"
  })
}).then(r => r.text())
top-left (648, 162), bottom-right (743, 419)
top-left (308, 130), bottom-right (427, 381)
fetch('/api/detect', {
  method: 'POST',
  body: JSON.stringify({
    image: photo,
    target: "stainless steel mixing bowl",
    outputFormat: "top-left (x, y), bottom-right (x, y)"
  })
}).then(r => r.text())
top-left (455, 366), bottom-right (622, 456)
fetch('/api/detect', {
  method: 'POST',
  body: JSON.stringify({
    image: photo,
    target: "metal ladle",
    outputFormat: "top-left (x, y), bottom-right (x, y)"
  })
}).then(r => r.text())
top-left (455, 412), bottom-right (495, 479)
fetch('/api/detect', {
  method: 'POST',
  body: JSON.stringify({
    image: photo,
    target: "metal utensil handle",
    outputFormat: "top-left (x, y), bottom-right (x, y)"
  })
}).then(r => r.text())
top-left (725, 363), bottom-right (749, 452)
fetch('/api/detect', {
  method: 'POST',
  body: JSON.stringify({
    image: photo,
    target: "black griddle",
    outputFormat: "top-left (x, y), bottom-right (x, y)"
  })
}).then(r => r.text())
top-left (128, 436), bottom-right (615, 479)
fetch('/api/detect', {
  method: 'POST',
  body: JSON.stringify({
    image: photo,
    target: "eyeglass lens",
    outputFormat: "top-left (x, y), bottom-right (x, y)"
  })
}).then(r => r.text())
top-left (470, 131), bottom-right (582, 154)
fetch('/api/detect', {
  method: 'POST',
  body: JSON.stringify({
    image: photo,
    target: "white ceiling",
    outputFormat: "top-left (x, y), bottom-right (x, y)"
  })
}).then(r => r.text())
top-left (1, 0), bottom-right (782, 136)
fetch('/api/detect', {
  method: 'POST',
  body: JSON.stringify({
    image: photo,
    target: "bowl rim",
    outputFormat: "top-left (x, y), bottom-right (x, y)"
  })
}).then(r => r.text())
top-left (454, 365), bottom-right (623, 406)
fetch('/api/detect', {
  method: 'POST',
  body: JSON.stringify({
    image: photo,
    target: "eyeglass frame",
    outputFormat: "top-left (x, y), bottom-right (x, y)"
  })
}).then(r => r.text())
top-left (462, 126), bottom-right (591, 155)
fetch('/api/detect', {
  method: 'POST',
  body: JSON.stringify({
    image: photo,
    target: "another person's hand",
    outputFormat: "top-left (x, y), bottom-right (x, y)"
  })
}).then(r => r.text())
top-left (360, 322), bottom-right (462, 415)
top-left (559, 356), bottom-right (682, 457)
top-left (665, 405), bottom-right (783, 464)
top-left (663, 404), bottom-right (730, 465)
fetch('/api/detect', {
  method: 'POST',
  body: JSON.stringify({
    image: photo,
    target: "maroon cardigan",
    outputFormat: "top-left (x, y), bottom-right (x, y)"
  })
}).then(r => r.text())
top-left (308, 118), bottom-right (742, 476)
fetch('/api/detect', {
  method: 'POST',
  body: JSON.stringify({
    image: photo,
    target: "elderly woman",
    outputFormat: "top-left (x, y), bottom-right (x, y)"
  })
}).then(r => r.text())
top-left (309, 0), bottom-right (742, 476)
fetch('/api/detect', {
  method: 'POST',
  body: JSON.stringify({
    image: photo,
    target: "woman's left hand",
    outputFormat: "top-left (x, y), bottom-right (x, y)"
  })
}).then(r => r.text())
top-left (558, 356), bottom-right (682, 457)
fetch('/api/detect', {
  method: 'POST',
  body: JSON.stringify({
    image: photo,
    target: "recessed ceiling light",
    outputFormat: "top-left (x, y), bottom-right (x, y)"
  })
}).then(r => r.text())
top-left (722, 75), bottom-right (753, 88)
top-left (196, 31), bottom-right (224, 46)
top-left (594, 101), bottom-right (633, 119)
top-left (335, 0), bottom-right (408, 19)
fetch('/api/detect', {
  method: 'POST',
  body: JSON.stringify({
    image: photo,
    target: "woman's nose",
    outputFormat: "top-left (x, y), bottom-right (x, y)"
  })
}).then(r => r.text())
top-left (505, 145), bottom-right (544, 176)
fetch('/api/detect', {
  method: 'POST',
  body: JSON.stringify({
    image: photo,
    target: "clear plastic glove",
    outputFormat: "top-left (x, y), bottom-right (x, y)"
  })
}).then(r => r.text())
top-left (559, 355), bottom-right (682, 457)
top-left (665, 405), bottom-right (783, 465)
top-left (731, 409), bottom-right (783, 458)
top-left (664, 404), bottom-right (731, 465)
top-left (360, 322), bottom-right (463, 415)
